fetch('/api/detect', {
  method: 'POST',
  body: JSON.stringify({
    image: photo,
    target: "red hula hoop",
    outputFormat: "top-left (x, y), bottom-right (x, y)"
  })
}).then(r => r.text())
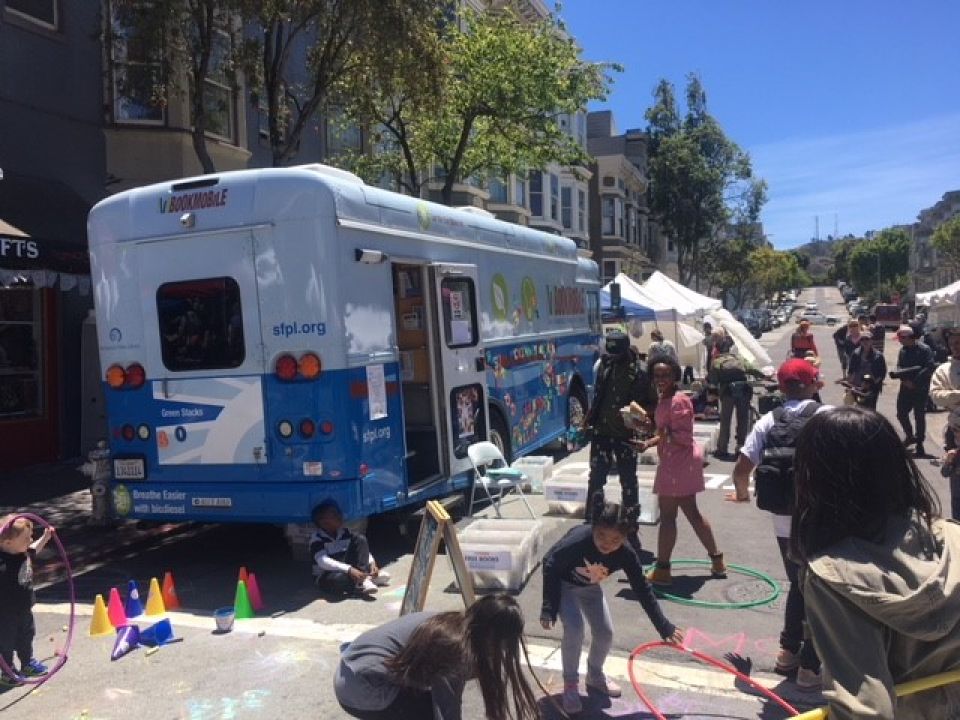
top-left (628, 641), bottom-right (800, 719)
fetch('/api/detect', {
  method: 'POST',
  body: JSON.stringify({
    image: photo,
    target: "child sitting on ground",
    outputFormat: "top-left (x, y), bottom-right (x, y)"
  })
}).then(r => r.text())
top-left (0, 515), bottom-right (55, 685)
top-left (310, 500), bottom-right (389, 596)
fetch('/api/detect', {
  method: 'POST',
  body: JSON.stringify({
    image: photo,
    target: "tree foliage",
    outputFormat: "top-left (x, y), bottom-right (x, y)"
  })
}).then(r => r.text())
top-left (644, 74), bottom-right (759, 286)
top-left (848, 228), bottom-right (911, 302)
top-left (337, 7), bottom-right (616, 203)
top-left (110, 0), bottom-right (242, 173)
top-left (932, 216), bottom-right (960, 272)
top-left (237, 0), bottom-right (439, 167)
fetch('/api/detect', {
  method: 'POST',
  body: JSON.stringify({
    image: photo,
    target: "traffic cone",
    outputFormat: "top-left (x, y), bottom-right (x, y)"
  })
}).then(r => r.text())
top-left (145, 577), bottom-right (166, 616)
top-left (139, 618), bottom-right (174, 647)
top-left (125, 579), bottom-right (145, 618)
top-left (233, 580), bottom-right (254, 619)
top-left (247, 572), bottom-right (264, 612)
top-left (238, 566), bottom-right (249, 585)
top-left (111, 625), bottom-right (141, 661)
top-left (107, 587), bottom-right (128, 628)
top-left (162, 571), bottom-right (181, 610)
top-left (89, 594), bottom-right (113, 637)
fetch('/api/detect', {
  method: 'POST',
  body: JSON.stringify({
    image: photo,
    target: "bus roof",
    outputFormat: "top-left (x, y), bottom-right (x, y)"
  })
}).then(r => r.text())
top-left (88, 165), bottom-right (591, 271)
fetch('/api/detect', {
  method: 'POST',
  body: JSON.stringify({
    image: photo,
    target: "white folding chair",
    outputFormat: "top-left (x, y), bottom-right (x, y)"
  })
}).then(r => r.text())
top-left (466, 441), bottom-right (536, 519)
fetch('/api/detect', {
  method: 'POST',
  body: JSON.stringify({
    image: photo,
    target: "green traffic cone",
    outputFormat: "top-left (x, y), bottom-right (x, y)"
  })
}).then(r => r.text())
top-left (234, 580), bottom-right (255, 619)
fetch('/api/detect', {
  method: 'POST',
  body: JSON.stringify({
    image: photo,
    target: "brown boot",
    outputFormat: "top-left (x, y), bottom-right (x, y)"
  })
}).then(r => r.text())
top-left (646, 561), bottom-right (672, 586)
top-left (710, 552), bottom-right (727, 578)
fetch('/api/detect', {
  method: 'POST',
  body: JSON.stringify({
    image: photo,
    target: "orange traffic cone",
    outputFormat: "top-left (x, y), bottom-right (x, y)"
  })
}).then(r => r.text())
top-left (107, 587), bottom-right (128, 628)
top-left (162, 571), bottom-right (181, 611)
top-left (145, 577), bottom-right (166, 616)
top-left (238, 566), bottom-right (249, 585)
top-left (89, 593), bottom-right (113, 636)
top-left (247, 572), bottom-right (264, 612)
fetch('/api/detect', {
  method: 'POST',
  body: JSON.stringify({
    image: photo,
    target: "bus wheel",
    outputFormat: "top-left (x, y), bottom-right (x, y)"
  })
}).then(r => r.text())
top-left (489, 410), bottom-right (512, 463)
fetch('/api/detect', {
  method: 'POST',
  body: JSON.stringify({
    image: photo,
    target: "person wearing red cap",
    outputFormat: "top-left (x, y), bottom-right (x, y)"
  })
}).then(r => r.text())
top-left (725, 359), bottom-right (832, 690)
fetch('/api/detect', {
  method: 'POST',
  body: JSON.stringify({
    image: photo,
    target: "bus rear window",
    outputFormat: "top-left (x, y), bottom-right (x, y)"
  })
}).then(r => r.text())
top-left (157, 277), bottom-right (245, 371)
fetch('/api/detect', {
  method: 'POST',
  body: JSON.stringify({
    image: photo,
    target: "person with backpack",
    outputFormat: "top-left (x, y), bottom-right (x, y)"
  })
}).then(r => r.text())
top-left (708, 351), bottom-right (764, 461)
top-left (726, 358), bottom-right (832, 690)
top-left (583, 330), bottom-right (655, 525)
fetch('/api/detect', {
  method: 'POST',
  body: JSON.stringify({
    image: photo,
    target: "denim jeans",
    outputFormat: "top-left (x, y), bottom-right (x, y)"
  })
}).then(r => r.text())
top-left (717, 388), bottom-right (751, 454)
top-left (776, 536), bottom-right (820, 672)
top-left (896, 388), bottom-right (928, 444)
top-left (587, 435), bottom-right (638, 520)
top-left (559, 581), bottom-right (614, 683)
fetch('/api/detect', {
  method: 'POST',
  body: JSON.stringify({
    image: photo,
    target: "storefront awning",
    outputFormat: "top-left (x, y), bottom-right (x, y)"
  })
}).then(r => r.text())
top-left (0, 173), bottom-right (93, 287)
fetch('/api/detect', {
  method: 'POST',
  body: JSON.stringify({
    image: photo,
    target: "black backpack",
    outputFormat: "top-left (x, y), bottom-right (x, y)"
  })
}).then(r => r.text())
top-left (754, 402), bottom-right (820, 514)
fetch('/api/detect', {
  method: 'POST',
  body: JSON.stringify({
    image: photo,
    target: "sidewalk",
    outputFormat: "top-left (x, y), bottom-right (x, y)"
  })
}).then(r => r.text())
top-left (0, 459), bottom-right (197, 586)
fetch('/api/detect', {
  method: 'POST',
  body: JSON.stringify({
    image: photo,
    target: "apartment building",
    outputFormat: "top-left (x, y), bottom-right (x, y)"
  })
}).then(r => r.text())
top-left (586, 111), bottom-right (668, 283)
top-left (911, 190), bottom-right (960, 297)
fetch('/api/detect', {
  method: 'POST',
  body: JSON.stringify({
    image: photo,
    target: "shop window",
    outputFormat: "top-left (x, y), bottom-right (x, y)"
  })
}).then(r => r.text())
top-left (5, 0), bottom-right (58, 30)
top-left (0, 285), bottom-right (42, 418)
top-left (110, 1), bottom-right (166, 124)
top-left (157, 277), bottom-right (245, 371)
top-left (439, 277), bottom-right (477, 349)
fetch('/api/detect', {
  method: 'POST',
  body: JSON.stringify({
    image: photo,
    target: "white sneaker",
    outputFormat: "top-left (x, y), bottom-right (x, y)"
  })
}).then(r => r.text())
top-left (372, 570), bottom-right (391, 586)
top-left (359, 578), bottom-right (378, 595)
top-left (561, 682), bottom-right (582, 713)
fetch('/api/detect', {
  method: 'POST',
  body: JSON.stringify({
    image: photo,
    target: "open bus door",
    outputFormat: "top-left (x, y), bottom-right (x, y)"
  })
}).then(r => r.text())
top-left (134, 231), bottom-right (268, 473)
top-left (429, 264), bottom-right (487, 478)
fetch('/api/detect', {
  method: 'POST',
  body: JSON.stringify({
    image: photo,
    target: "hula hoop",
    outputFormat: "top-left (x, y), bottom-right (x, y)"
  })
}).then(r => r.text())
top-left (0, 512), bottom-right (76, 687)
top-left (628, 640), bottom-right (799, 720)
top-left (645, 559), bottom-right (780, 609)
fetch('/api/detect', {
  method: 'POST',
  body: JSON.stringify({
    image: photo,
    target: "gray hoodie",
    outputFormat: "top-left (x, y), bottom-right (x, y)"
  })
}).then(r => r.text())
top-left (804, 517), bottom-right (960, 719)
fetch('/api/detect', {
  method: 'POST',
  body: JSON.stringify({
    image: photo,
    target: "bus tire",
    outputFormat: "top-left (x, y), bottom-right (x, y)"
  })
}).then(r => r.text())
top-left (488, 408), bottom-right (512, 463)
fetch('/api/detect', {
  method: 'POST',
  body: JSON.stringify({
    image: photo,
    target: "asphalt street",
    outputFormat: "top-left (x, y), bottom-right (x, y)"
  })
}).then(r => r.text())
top-left (3, 286), bottom-right (951, 720)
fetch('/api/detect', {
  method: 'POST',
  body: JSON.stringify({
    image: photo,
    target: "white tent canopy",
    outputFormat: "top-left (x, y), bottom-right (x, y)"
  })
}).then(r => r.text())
top-left (704, 308), bottom-right (774, 373)
top-left (641, 271), bottom-right (722, 315)
top-left (917, 279), bottom-right (960, 308)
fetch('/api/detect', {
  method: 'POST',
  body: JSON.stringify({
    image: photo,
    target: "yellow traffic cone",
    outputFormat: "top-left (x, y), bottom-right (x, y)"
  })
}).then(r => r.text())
top-left (89, 593), bottom-right (113, 636)
top-left (145, 577), bottom-right (166, 616)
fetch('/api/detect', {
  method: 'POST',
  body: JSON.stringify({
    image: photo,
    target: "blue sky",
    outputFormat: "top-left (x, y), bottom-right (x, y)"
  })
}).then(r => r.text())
top-left (559, 1), bottom-right (960, 249)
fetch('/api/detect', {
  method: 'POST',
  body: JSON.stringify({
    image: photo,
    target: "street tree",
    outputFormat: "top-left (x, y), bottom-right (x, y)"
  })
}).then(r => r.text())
top-left (645, 74), bottom-right (758, 286)
top-left (109, 0), bottom-right (242, 173)
top-left (848, 228), bottom-right (910, 303)
top-left (932, 216), bottom-right (960, 273)
top-left (238, 0), bottom-right (439, 167)
top-left (338, 7), bottom-right (615, 204)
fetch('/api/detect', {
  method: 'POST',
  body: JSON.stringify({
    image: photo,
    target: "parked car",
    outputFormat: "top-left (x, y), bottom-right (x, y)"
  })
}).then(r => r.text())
top-left (798, 310), bottom-right (828, 325)
top-left (735, 310), bottom-right (763, 338)
top-left (826, 314), bottom-right (839, 325)
top-left (756, 308), bottom-right (773, 332)
top-left (805, 301), bottom-right (818, 312)
top-left (872, 303), bottom-right (902, 329)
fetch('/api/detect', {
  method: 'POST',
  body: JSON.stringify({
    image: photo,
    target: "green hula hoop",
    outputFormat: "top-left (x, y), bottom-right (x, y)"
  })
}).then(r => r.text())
top-left (644, 559), bottom-right (780, 609)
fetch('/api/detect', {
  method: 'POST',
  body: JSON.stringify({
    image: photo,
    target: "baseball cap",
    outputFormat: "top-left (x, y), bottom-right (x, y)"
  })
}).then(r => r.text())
top-left (896, 325), bottom-right (914, 338)
top-left (777, 358), bottom-right (819, 387)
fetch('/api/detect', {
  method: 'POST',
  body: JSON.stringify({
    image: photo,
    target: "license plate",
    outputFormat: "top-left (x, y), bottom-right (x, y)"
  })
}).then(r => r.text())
top-left (114, 458), bottom-right (145, 480)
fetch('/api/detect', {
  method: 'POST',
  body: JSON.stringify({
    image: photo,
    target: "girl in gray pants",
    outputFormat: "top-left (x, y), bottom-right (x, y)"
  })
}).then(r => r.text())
top-left (540, 496), bottom-right (683, 714)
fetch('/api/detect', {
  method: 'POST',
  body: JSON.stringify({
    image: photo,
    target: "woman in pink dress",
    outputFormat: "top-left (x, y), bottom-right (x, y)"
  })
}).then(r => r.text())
top-left (637, 356), bottom-right (725, 586)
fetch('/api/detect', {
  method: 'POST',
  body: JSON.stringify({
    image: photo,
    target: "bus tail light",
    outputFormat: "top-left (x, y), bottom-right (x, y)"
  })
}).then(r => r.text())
top-left (126, 363), bottom-right (146, 389)
top-left (299, 419), bottom-right (316, 438)
top-left (275, 354), bottom-right (298, 381)
top-left (106, 365), bottom-right (126, 389)
top-left (121, 424), bottom-right (136, 441)
top-left (299, 353), bottom-right (322, 379)
top-left (320, 421), bottom-right (334, 435)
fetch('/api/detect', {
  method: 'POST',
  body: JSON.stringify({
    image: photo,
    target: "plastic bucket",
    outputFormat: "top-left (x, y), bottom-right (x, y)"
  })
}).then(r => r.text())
top-left (214, 607), bottom-right (235, 633)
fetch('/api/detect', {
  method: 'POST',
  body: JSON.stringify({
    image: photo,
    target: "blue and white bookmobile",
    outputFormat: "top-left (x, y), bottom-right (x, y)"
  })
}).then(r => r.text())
top-left (88, 165), bottom-right (602, 524)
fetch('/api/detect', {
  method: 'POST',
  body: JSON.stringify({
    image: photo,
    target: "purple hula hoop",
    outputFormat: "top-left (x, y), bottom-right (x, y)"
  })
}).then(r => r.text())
top-left (0, 512), bottom-right (76, 687)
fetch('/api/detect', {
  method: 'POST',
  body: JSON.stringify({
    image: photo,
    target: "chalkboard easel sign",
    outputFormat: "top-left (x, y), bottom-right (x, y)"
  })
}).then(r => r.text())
top-left (400, 500), bottom-right (475, 615)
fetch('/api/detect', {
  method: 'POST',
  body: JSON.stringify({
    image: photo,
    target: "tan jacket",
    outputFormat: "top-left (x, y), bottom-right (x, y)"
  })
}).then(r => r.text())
top-left (930, 358), bottom-right (960, 410)
top-left (804, 517), bottom-right (960, 720)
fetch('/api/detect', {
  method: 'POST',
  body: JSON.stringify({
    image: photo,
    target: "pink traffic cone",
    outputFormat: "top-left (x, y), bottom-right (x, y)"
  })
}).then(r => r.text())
top-left (247, 572), bottom-right (264, 612)
top-left (107, 587), bottom-right (128, 628)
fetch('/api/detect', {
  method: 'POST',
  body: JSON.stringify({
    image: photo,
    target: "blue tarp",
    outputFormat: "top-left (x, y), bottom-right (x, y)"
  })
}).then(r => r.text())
top-left (599, 287), bottom-right (656, 320)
